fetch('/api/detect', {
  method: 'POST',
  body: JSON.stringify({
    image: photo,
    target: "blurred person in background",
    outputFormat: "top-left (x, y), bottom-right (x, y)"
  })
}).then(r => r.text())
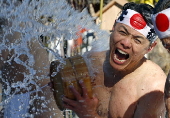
top-left (152, 0), bottom-right (170, 117)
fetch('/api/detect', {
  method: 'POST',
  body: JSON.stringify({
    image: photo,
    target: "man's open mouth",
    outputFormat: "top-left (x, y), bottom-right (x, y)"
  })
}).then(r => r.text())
top-left (113, 49), bottom-right (129, 64)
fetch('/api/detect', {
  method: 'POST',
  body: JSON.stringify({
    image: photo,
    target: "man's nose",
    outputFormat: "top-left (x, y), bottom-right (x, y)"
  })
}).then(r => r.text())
top-left (120, 37), bottom-right (132, 49)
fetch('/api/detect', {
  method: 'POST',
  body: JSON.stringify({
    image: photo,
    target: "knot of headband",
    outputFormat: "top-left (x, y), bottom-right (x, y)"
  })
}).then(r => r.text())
top-left (116, 9), bottom-right (157, 43)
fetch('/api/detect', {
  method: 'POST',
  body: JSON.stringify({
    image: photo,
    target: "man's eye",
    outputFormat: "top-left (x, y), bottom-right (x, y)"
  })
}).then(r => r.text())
top-left (119, 31), bottom-right (126, 35)
top-left (134, 38), bottom-right (141, 44)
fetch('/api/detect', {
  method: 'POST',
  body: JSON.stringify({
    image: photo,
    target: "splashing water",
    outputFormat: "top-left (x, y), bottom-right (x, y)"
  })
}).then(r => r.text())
top-left (0, 0), bottom-right (109, 117)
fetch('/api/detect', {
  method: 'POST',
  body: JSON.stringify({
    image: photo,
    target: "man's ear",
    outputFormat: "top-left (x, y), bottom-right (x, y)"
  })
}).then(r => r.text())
top-left (147, 41), bottom-right (157, 52)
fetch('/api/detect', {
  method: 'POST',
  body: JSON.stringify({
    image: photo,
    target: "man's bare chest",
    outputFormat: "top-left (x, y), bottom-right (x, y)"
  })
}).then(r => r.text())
top-left (93, 79), bottom-right (138, 118)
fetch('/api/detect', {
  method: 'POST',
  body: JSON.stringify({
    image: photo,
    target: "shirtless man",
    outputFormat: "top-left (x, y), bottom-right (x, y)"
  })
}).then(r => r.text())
top-left (152, 0), bottom-right (170, 117)
top-left (62, 2), bottom-right (167, 118)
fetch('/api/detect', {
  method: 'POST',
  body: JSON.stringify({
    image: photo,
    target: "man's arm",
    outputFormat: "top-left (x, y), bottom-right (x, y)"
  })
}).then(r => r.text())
top-left (165, 72), bottom-right (170, 117)
top-left (133, 61), bottom-right (167, 118)
top-left (134, 90), bottom-right (165, 118)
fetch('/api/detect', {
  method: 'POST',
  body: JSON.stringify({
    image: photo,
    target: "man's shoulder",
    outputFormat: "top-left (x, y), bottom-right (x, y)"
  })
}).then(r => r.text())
top-left (141, 59), bottom-right (166, 88)
top-left (143, 59), bottom-right (165, 73)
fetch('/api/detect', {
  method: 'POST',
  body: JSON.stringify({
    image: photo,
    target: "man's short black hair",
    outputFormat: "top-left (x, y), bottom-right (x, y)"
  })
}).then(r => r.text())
top-left (122, 2), bottom-right (154, 26)
top-left (153, 0), bottom-right (170, 14)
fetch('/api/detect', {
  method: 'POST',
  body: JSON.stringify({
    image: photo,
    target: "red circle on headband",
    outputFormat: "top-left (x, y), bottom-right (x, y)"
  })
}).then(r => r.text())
top-left (156, 13), bottom-right (169, 32)
top-left (130, 14), bottom-right (146, 30)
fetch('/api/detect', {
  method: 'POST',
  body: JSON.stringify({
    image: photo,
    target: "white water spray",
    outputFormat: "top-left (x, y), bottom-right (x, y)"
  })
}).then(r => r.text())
top-left (0, 0), bottom-right (109, 117)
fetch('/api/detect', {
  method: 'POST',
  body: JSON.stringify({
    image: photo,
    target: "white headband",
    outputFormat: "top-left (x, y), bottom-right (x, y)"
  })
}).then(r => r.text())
top-left (152, 8), bottom-right (170, 39)
top-left (116, 9), bottom-right (157, 42)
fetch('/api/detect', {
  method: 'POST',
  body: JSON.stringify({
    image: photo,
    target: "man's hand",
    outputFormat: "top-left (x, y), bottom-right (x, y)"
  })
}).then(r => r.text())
top-left (62, 80), bottom-right (99, 118)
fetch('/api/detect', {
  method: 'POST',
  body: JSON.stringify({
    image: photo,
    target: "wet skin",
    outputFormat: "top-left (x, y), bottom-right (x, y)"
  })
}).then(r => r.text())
top-left (62, 23), bottom-right (166, 118)
top-left (109, 23), bottom-right (152, 72)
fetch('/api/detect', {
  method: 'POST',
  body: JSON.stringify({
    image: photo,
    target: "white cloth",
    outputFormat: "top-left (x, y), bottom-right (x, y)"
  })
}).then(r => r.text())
top-left (116, 9), bottom-right (151, 38)
top-left (152, 8), bottom-right (170, 39)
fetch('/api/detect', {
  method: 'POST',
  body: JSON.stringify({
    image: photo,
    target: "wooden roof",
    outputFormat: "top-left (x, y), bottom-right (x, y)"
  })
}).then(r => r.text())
top-left (94, 0), bottom-right (128, 17)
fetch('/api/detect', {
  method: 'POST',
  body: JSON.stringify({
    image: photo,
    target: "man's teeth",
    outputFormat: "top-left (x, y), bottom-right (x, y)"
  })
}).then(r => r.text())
top-left (117, 49), bottom-right (127, 55)
top-left (114, 55), bottom-right (126, 62)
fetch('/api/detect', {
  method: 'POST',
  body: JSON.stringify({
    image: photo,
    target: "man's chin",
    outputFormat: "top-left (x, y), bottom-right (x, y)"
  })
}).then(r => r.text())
top-left (111, 64), bottom-right (127, 72)
top-left (111, 61), bottom-right (135, 73)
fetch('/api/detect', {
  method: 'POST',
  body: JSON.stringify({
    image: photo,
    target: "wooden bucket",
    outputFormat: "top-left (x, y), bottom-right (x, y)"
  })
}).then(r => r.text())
top-left (50, 55), bottom-right (93, 110)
